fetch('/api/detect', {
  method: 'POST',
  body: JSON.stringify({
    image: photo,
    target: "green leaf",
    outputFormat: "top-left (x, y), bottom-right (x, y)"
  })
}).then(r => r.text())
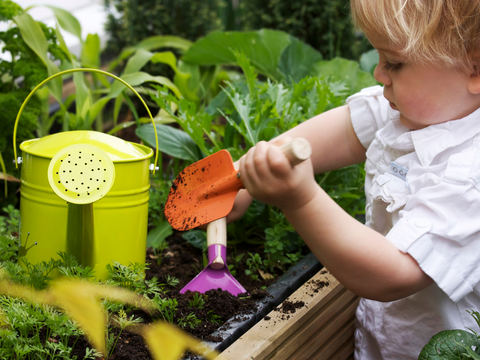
top-left (109, 72), bottom-right (181, 99)
top-left (151, 52), bottom-right (178, 73)
top-left (107, 121), bottom-right (136, 135)
top-left (182, 230), bottom-right (207, 251)
top-left (312, 58), bottom-right (377, 96)
top-left (54, 21), bottom-right (73, 62)
top-left (147, 222), bottom-right (173, 249)
top-left (14, 12), bottom-right (62, 101)
top-left (136, 123), bottom-right (202, 162)
top-left (124, 49), bottom-right (154, 75)
top-left (81, 34), bottom-right (100, 68)
top-left (118, 35), bottom-right (193, 61)
top-left (174, 61), bottom-right (201, 102)
top-left (233, 51), bottom-right (257, 97)
top-left (183, 29), bottom-right (291, 81)
top-left (359, 49), bottom-right (379, 75)
top-left (42, 5), bottom-right (82, 41)
top-left (418, 330), bottom-right (480, 360)
top-left (87, 97), bottom-right (111, 126)
top-left (278, 36), bottom-right (323, 84)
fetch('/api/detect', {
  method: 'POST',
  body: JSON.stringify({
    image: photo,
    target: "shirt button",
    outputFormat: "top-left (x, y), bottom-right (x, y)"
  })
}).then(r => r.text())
top-left (415, 219), bottom-right (430, 228)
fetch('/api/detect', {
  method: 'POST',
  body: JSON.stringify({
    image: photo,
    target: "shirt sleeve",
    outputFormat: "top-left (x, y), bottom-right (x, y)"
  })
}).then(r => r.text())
top-left (346, 85), bottom-right (391, 149)
top-left (385, 148), bottom-right (480, 302)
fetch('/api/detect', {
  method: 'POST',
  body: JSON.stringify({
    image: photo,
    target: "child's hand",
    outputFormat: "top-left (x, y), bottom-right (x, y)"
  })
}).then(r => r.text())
top-left (238, 139), bottom-right (318, 212)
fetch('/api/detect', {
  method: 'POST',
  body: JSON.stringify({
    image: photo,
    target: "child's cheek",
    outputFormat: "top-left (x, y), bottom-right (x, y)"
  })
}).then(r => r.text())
top-left (400, 94), bottom-right (438, 123)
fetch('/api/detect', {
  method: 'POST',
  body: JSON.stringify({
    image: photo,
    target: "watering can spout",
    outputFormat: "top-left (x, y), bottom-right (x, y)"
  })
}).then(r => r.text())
top-left (47, 143), bottom-right (116, 268)
top-left (66, 203), bottom-right (95, 267)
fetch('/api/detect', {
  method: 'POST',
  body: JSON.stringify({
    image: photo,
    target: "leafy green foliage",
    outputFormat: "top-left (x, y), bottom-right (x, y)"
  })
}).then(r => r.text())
top-left (419, 310), bottom-right (480, 359)
top-left (207, 310), bottom-right (223, 325)
top-left (0, 296), bottom-right (102, 360)
top-left (152, 296), bottom-right (178, 324)
top-left (183, 29), bottom-right (323, 83)
top-left (109, 310), bottom-right (143, 357)
top-left (106, 261), bottom-right (165, 298)
top-left (0, 2), bottom-right (68, 205)
top-left (0, 233), bottom-right (18, 262)
top-left (318, 164), bottom-right (366, 218)
top-left (57, 252), bottom-right (97, 280)
top-left (0, 204), bottom-right (20, 235)
top-left (245, 253), bottom-right (266, 281)
top-left (103, 0), bottom-right (225, 55)
top-left (188, 293), bottom-right (205, 309)
top-left (177, 312), bottom-right (201, 330)
top-left (182, 230), bottom-right (208, 251)
top-left (239, 0), bottom-right (372, 61)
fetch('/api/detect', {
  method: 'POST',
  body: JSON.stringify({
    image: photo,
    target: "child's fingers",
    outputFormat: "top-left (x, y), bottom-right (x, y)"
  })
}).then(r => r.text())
top-left (266, 144), bottom-right (292, 177)
top-left (242, 142), bottom-right (267, 188)
top-left (271, 136), bottom-right (293, 147)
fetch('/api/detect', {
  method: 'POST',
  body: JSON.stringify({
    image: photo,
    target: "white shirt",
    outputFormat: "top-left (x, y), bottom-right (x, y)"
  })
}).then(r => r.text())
top-left (346, 85), bottom-right (480, 359)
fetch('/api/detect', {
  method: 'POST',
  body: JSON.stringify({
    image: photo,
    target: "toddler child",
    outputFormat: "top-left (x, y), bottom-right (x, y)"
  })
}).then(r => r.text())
top-left (228, 0), bottom-right (480, 358)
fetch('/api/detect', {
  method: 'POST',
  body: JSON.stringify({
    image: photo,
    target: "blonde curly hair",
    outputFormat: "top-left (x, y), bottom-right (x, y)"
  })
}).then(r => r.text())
top-left (350, 0), bottom-right (480, 74)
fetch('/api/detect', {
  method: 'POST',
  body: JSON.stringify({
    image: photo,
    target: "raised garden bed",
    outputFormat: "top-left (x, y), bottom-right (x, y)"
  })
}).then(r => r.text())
top-left (217, 269), bottom-right (358, 360)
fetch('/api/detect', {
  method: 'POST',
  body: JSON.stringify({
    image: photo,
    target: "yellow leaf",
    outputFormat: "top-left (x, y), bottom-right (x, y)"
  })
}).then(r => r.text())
top-left (0, 280), bottom-right (48, 304)
top-left (258, 269), bottom-right (274, 280)
top-left (91, 284), bottom-right (155, 313)
top-left (143, 322), bottom-right (218, 360)
top-left (49, 279), bottom-right (106, 354)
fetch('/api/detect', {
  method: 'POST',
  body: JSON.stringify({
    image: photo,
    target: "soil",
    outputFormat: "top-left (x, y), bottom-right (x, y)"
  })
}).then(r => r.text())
top-left (45, 232), bottom-right (306, 359)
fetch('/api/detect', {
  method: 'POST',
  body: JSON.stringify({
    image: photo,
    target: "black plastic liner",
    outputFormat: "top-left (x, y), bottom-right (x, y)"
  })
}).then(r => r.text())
top-left (184, 252), bottom-right (322, 359)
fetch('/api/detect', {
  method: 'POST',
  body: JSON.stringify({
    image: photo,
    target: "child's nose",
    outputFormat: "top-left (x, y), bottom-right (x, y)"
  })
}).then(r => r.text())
top-left (373, 65), bottom-right (392, 86)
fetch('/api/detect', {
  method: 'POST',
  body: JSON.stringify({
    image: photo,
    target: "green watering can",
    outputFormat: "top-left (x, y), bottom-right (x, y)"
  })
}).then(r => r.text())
top-left (13, 69), bottom-right (159, 280)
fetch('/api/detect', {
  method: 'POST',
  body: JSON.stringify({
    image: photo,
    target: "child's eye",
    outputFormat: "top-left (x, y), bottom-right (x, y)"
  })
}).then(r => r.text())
top-left (384, 61), bottom-right (403, 72)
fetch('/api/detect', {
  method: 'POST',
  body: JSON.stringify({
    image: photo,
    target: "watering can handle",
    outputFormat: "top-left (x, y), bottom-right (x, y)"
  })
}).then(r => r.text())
top-left (12, 68), bottom-right (160, 175)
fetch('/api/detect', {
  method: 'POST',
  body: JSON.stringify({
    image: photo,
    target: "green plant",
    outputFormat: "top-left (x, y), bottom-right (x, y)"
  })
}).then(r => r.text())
top-left (0, 233), bottom-right (19, 262)
top-left (188, 293), bottom-right (205, 309)
top-left (0, 295), bottom-right (99, 359)
top-left (239, 0), bottom-right (372, 61)
top-left (103, 0), bottom-right (225, 55)
top-left (228, 253), bottom-right (246, 276)
top-left (106, 261), bottom-right (165, 298)
top-left (19, 257), bottom-right (64, 290)
top-left (0, 205), bottom-right (20, 235)
top-left (152, 295), bottom-right (178, 324)
top-left (108, 309), bottom-right (143, 357)
top-left (0, 274), bottom-right (217, 359)
top-left (57, 252), bottom-right (97, 280)
top-left (0, 1), bottom-right (62, 205)
top-left (207, 310), bottom-right (223, 325)
top-left (419, 310), bottom-right (480, 359)
top-left (177, 312), bottom-right (202, 330)
top-left (245, 252), bottom-right (266, 281)
top-left (165, 274), bottom-right (180, 288)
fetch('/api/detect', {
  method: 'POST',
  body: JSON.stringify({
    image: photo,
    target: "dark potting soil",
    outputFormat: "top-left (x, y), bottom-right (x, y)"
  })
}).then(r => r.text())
top-left (32, 232), bottom-right (318, 359)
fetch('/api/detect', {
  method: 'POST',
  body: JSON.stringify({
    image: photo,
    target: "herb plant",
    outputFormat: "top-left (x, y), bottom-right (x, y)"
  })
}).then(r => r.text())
top-left (188, 293), bottom-right (205, 309)
top-left (177, 313), bottom-right (202, 330)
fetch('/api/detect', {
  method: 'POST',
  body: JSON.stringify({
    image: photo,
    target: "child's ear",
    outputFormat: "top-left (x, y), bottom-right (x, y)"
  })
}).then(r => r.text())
top-left (467, 71), bottom-right (480, 94)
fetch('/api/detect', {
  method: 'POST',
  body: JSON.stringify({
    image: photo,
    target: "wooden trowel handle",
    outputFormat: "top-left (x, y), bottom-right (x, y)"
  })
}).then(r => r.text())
top-left (279, 137), bottom-right (312, 166)
top-left (207, 217), bottom-right (227, 247)
top-left (207, 217), bottom-right (227, 269)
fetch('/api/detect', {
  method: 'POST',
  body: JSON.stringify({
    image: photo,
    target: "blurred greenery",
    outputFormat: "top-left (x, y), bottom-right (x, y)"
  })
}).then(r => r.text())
top-left (238, 0), bottom-right (373, 60)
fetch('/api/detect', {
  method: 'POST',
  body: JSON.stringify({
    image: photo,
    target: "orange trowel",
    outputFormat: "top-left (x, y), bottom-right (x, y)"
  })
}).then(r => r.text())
top-left (164, 138), bottom-right (312, 231)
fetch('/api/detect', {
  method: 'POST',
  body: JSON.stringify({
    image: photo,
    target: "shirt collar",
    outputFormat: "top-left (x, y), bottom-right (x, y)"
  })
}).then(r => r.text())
top-left (407, 107), bottom-right (480, 167)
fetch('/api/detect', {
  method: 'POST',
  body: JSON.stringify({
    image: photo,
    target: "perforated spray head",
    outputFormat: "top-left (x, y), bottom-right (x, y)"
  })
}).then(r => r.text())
top-left (48, 144), bottom-right (115, 204)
